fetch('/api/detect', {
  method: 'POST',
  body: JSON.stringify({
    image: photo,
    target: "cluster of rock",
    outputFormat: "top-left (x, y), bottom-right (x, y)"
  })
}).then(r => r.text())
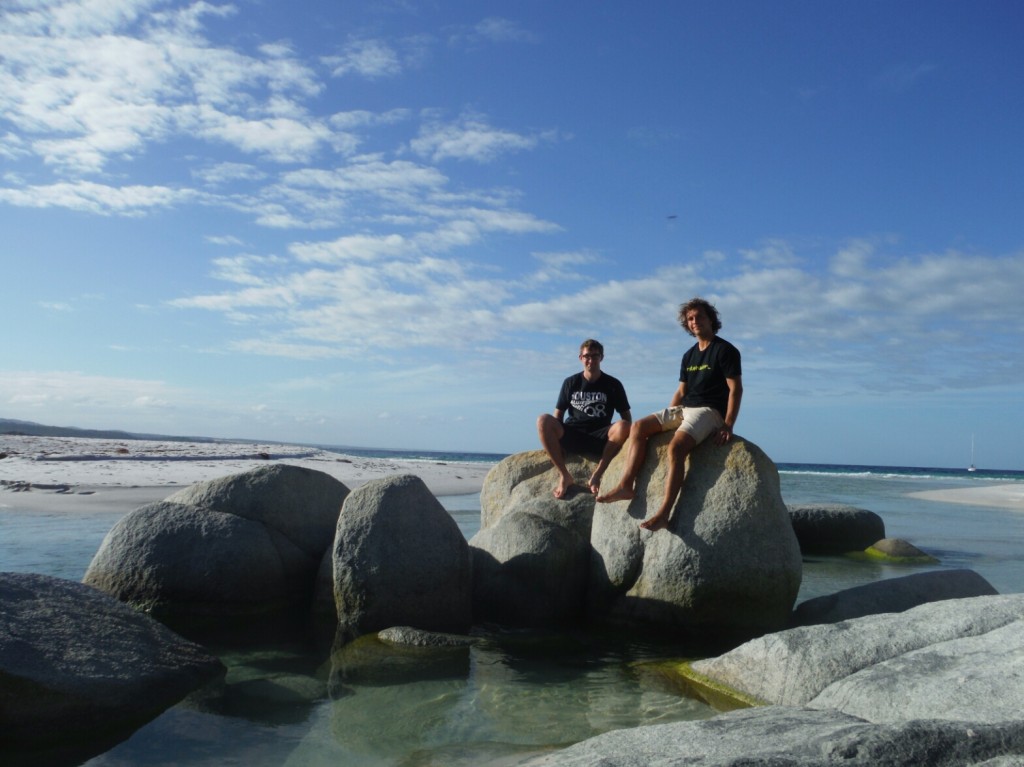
top-left (5, 433), bottom-right (1023, 765)
top-left (523, 592), bottom-right (1024, 766)
top-left (84, 434), bottom-right (805, 646)
top-left (475, 434), bottom-right (802, 639)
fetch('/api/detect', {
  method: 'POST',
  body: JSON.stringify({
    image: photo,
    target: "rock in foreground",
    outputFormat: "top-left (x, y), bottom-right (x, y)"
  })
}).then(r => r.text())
top-left (0, 572), bottom-right (223, 751)
top-left (519, 705), bottom-right (1024, 766)
top-left (686, 594), bottom-right (1024, 715)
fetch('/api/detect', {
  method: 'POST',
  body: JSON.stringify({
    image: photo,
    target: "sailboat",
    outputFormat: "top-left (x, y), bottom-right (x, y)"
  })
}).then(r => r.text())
top-left (968, 434), bottom-right (977, 472)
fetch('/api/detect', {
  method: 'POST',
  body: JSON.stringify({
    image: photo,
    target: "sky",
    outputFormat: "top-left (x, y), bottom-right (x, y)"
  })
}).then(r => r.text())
top-left (1, 0), bottom-right (1022, 469)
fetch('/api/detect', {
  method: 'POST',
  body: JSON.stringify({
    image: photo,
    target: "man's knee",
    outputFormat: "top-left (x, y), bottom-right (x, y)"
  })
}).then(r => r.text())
top-left (632, 415), bottom-right (662, 439)
top-left (608, 421), bottom-right (630, 443)
top-left (538, 414), bottom-right (562, 437)
top-left (670, 431), bottom-right (697, 456)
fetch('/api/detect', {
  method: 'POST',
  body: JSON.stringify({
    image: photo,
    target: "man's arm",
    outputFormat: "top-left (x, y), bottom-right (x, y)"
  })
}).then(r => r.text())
top-left (553, 408), bottom-right (565, 423)
top-left (668, 382), bottom-right (686, 408)
top-left (619, 409), bottom-right (632, 423)
top-left (717, 376), bottom-right (743, 444)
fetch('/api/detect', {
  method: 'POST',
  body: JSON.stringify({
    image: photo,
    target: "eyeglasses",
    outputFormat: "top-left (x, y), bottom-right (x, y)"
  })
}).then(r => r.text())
top-left (580, 353), bottom-right (601, 359)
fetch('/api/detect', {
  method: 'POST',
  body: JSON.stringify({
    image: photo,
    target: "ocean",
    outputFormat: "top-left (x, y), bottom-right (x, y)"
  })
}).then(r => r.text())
top-left (3, 459), bottom-right (1023, 766)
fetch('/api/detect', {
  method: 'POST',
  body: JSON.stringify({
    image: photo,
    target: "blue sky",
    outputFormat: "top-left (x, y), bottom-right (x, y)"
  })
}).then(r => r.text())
top-left (1, 0), bottom-right (1022, 469)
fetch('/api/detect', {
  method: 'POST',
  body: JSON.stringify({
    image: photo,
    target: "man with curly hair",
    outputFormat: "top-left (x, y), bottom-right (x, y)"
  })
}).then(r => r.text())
top-left (597, 298), bottom-right (742, 531)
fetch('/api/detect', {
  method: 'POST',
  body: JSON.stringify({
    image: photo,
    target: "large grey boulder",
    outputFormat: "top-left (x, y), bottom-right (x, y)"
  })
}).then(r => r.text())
top-left (809, 617), bottom-right (1024, 723)
top-left (687, 594), bottom-right (1024, 709)
top-left (589, 434), bottom-right (802, 636)
top-left (332, 475), bottom-right (471, 644)
top-left (471, 452), bottom-right (596, 627)
top-left (84, 465), bottom-right (348, 620)
top-left (0, 572), bottom-right (223, 749)
top-left (519, 705), bottom-right (1024, 766)
top-left (792, 568), bottom-right (998, 626)
top-left (165, 464), bottom-right (348, 559)
top-left (470, 510), bottom-right (590, 626)
top-left (479, 449), bottom-right (598, 531)
top-left (788, 503), bottom-right (886, 554)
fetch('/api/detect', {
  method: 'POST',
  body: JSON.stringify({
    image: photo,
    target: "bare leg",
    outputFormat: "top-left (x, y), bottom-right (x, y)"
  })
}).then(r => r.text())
top-left (537, 414), bottom-right (575, 499)
top-left (596, 415), bottom-right (663, 502)
top-left (641, 431), bottom-right (696, 530)
top-left (589, 420), bottom-right (629, 495)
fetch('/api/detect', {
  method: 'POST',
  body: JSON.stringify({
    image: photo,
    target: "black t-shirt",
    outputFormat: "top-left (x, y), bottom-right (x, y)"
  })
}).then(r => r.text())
top-left (679, 337), bottom-right (742, 417)
top-left (556, 372), bottom-right (630, 432)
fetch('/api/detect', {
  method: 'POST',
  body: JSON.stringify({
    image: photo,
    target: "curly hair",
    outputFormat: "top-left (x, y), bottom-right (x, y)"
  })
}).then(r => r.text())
top-left (678, 297), bottom-right (722, 337)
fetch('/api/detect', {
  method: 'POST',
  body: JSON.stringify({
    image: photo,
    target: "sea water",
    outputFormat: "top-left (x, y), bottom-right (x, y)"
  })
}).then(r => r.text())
top-left (2, 461), bottom-right (1023, 766)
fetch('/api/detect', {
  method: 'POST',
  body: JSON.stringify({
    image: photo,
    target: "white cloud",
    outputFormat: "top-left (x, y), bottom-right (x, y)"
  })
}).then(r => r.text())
top-left (194, 163), bottom-right (267, 186)
top-left (325, 38), bottom-right (402, 78)
top-left (291, 233), bottom-right (414, 264)
top-left (409, 114), bottom-right (549, 163)
top-left (448, 17), bottom-right (540, 47)
top-left (0, 180), bottom-right (196, 214)
top-left (0, 0), bottom-right (324, 173)
top-left (164, 237), bottom-right (1024, 400)
top-left (471, 17), bottom-right (540, 44)
top-left (281, 159), bottom-right (448, 195)
top-left (0, 369), bottom-right (180, 413)
top-left (190, 108), bottom-right (335, 163)
top-left (38, 301), bottom-right (74, 312)
top-left (529, 250), bottom-right (602, 283)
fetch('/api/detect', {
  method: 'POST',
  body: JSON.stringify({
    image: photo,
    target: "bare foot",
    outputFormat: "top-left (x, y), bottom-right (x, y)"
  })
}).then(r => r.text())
top-left (596, 485), bottom-right (635, 503)
top-left (588, 470), bottom-right (604, 495)
top-left (553, 475), bottom-right (575, 499)
top-left (639, 512), bottom-right (670, 531)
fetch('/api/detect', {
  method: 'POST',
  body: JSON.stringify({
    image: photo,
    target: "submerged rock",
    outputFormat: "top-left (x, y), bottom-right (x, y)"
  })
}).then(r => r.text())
top-left (788, 503), bottom-right (886, 554)
top-left (791, 569), bottom-right (998, 626)
top-left (863, 537), bottom-right (939, 563)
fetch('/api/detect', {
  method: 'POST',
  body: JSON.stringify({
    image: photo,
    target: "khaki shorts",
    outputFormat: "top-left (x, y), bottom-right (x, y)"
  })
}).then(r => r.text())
top-left (653, 406), bottom-right (724, 444)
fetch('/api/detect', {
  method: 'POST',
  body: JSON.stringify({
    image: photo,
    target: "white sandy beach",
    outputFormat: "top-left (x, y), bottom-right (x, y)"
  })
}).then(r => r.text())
top-left (0, 435), bottom-right (496, 514)
top-left (908, 484), bottom-right (1024, 511)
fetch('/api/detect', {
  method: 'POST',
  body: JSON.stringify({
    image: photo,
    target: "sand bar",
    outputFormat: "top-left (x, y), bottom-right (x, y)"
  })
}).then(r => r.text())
top-left (908, 483), bottom-right (1024, 511)
top-left (0, 435), bottom-right (496, 513)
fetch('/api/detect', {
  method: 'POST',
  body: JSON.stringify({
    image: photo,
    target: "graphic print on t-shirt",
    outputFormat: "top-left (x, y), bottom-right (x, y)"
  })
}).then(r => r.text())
top-left (570, 390), bottom-right (609, 419)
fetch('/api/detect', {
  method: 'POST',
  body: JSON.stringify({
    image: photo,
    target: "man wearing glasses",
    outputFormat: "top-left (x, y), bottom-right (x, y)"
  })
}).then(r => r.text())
top-left (537, 339), bottom-right (632, 499)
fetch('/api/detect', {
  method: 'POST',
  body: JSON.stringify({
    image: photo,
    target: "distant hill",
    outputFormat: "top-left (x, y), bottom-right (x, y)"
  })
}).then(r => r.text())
top-left (0, 417), bottom-right (218, 444)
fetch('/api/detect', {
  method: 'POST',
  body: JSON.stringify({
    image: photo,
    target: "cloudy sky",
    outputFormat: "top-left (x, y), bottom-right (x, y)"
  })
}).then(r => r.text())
top-left (2, 0), bottom-right (1022, 469)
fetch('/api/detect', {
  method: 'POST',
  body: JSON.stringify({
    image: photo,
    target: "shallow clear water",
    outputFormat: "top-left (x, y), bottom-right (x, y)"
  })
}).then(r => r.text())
top-left (3, 466), bottom-right (1023, 766)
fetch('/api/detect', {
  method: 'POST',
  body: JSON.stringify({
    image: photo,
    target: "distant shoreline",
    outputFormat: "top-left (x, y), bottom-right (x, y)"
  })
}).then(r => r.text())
top-left (907, 484), bottom-right (1024, 511)
top-left (0, 434), bottom-right (495, 501)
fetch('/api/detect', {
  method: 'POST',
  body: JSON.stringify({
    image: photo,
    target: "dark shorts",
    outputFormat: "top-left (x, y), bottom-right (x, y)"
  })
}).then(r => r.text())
top-left (559, 423), bottom-right (611, 459)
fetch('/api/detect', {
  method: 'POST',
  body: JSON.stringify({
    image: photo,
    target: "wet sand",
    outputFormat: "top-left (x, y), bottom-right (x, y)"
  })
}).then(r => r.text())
top-left (908, 483), bottom-right (1024, 511)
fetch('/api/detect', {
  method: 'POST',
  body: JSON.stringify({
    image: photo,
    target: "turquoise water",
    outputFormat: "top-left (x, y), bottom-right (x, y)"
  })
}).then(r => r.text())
top-left (3, 462), bottom-right (1023, 766)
